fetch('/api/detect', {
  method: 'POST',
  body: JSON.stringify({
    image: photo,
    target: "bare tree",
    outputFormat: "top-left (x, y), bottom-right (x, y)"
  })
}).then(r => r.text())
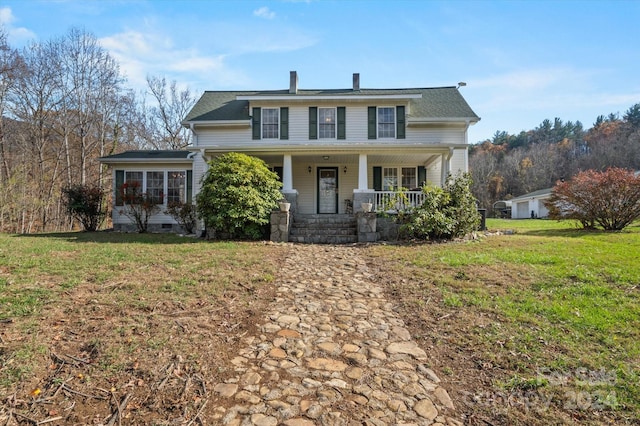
top-left (145, 75), bottom-right (196, 149)
top-left (0, 28), bottom-right (21, 182)
top-left (58, 28), bottom-right (124, 185)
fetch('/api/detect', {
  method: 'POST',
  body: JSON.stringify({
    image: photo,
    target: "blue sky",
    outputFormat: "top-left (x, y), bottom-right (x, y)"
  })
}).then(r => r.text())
top-left (1, 0), bottom-right (639, 143)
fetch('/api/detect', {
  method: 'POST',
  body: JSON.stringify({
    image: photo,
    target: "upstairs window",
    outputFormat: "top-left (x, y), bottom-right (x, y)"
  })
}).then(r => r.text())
top-left (378, 107), bottom-right (395, 138)
top-left (309, 106), bottom-right (345, 140)
top-left (262, 108), bottom-right (279, 139)
top-left (368, 106), bottom-right (405, 139)
top-left (319, 108), bottom-right (336, 139)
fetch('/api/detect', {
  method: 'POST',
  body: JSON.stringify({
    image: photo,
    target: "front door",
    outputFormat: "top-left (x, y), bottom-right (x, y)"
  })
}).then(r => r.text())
top-left (317, 167), bottom-right (338, 214)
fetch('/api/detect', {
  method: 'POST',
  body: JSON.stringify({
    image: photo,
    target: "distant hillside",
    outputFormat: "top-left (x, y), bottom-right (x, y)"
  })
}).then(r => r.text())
top-left (470, 103), bottom-right (640, 214)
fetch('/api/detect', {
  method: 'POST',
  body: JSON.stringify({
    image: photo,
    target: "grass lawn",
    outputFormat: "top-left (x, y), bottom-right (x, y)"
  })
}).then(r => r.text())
top-left (0, 232), bottom-right (285, 424)
top-left (1, 221), bottom-right (639, 425)
top-left (369, 218), bottom-right (640, 425)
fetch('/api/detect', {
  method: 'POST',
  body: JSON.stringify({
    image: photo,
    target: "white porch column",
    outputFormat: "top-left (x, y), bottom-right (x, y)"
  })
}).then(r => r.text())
top-left (358, 153), bottom-right (369, 190)
top-left (440, 148), bottom-right (453, 185)
top-left (282, 154), bottom-right (293, 191)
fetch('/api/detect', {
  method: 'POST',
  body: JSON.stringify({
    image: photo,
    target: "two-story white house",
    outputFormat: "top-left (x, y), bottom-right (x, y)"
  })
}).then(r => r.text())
top-left (100, 71), bottom-right (480, 239)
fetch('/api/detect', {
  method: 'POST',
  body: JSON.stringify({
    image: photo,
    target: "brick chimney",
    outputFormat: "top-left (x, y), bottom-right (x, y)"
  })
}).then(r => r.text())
top-left (289, 71), bottom-right (298, 94)
top-left (353, 73), bottom-right (360, 91)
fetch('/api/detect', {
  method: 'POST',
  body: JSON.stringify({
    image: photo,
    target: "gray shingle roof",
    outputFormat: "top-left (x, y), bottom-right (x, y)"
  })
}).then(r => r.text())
top-left (510, 188), bottom-right (553, 202)
top-left (99, 150), bottom-right (193, 163)
top-left (183, 87), bottom-right (480, 123)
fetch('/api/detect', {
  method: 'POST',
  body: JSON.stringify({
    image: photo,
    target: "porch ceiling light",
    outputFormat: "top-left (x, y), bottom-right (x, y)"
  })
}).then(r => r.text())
top-left (323, 156), bottom-right (329, 160)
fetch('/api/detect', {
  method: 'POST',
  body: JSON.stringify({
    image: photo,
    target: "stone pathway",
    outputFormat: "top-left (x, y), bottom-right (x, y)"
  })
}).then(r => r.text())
top-left (211, 245), bottom-right (463, 426)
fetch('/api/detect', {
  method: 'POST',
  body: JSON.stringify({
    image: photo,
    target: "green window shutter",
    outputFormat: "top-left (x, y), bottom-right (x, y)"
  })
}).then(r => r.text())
top-left (186, 170), bottom-right (193, 203)
top-left (396, 105), bottom-right (405, 139)
top-left (337, 107), bottom-right (346, 140)
top-left (309, 107), bottom-right (317, 139)
top-left (280, 107), bottom-right (289, 140)
top-left (418, 166), bottom-right (426, 187)
top-left (115, 170), bottom-right (124, 206)
top-left (368, 106), bottom-right (377, 139)
top-left (252, 107), bottom-right (261, 140)
top-left (373, 166), bottom-right (382, 191)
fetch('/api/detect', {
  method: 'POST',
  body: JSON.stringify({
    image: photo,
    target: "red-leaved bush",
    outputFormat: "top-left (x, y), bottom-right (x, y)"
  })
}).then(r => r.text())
top-left (545, 167), bottom-right (640, 230)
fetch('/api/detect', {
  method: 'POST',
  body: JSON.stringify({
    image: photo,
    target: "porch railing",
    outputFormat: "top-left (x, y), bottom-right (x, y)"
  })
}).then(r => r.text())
top-left (373, 190), bottom-right (426, 212)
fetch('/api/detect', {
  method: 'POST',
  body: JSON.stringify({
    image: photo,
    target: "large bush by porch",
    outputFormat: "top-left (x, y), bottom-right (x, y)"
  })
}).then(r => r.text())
top-left (402, 172), bottom-right (480, 240)
top-left (197, 152), bottom-right (282, 239)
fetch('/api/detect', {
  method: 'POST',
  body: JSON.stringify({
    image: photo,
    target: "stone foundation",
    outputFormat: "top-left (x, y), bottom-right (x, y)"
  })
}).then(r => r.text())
top-left (113, 223), bottom-right (191, 234)
top-left (376, 216), bottom-right (402, 241)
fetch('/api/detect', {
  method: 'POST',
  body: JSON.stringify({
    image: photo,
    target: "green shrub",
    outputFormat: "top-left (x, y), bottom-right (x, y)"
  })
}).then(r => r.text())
top-left (62, 184), bottom-right (107, 232)
top-left (403, 172), bottom-right (480, 240)
top-left (196, 153), bottom-right (282, 240)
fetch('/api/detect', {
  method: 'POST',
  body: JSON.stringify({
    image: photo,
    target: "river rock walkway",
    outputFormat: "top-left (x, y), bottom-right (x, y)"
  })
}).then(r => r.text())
top-left (211, 245), bottom-right (463, 426)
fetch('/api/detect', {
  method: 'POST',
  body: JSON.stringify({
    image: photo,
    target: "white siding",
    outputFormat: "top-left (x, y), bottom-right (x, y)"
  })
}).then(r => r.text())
top-left (192, 152), bottom-right (207, 202)
top-left (450, 148), bottom-right (467, 175)
top-left (427, 162), bottom-right (442, 186)
top-left (195, 103), bottom-right (468, 149)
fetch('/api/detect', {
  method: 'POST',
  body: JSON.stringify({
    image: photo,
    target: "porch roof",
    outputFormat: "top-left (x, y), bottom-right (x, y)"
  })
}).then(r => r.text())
top-left (98, 150), bottom-right (194, 164)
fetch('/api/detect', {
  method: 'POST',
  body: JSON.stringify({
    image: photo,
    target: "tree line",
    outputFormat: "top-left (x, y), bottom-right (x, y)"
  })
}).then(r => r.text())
top-left (0, 27), bottom-right (196, 233)
top-left (470, 104), bottom-right (640, 214)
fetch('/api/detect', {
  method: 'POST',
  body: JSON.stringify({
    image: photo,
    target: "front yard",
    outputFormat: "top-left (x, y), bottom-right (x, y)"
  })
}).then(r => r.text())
top-left (1, 220), bottom-right (639, 424)
top-left (0, 233), bottom-right (285, 424)
top-left (370, 219), bottom-right (640, 425)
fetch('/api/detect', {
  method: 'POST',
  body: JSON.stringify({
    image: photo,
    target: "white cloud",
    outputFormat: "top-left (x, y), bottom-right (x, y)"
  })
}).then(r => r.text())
top-left (0, 7), bottom-right (14, 24)
top-left (253, 6), bottom-right (276, 19)
top-left (0, 7), bottom-right (36, 45)
top-left (98, 30), bottom-right (246, 93)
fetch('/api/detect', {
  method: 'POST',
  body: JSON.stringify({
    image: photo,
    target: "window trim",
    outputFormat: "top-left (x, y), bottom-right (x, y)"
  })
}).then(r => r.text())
top-left (377, 106), bottom-right (396, 139)
top-left (381, 166), bottom-right (418, 190)
top-left (261, 107), bottom-right (279, 139)
top-left (318, 107), bottom-right (337, 139)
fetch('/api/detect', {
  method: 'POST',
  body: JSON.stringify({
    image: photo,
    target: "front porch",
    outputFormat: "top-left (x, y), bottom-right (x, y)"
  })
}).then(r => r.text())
top-left (251, 150), bottom-right (460, 215)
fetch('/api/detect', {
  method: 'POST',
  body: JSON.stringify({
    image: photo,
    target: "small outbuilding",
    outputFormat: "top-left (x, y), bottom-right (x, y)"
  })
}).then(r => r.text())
top-left (509, 188), bottom-right (552, 219)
